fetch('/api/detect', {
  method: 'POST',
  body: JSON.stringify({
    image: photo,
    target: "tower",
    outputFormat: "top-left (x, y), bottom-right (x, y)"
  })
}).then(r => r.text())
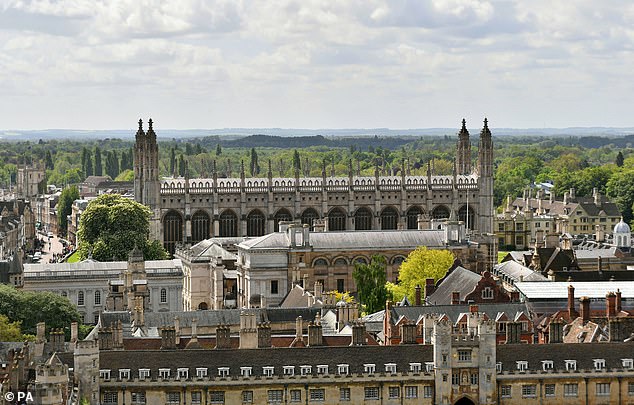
top-left (134, 118), bottom-right (161, 240)
top-left (477, 118), bottom-right (494, 235)
top-left (456, 118), bottom-right (471, 175)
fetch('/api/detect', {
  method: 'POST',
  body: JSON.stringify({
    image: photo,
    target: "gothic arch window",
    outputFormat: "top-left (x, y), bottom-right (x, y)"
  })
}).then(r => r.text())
top-left (274, 209), bottom-right (293, 232)
top-left (354, 207), bottom-right (373, 230)
top-left (191, 210), bottom-right (211, 243)
top-left (380, 206), bottom-right (399, 230)
top-left (219, 210), bottom-right (238, 237)
top-left (431, 205), bottom-right (450, 220)
top-left (328, 208), bottom-right (347, 231)
top-left (247, 209), bottom-right (266, 236)
top-left (301, 208), bottom-right (319, 230)
top-left (406, 206), bottom-right (423, 230)
top-left (459, 205), bottom-right (476, 230)
top-left (313, 258), bottom-right (329, 267)
top-left (163, 210), bottom-right (183, 255)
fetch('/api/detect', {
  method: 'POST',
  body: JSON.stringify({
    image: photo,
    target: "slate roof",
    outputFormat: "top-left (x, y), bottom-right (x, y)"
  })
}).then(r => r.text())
top-left (24, 259), bottom-right (183, 273)
top-left (183, 239), bottom-right (237, 262)
top-left (493, 260), bottom-right (548, 283)
top-left (496, 342), bottom-right (634, 372)
top-left (388, 303), bottom-right (531, 325)
top-left (550, 270), bottom-right (634, 282)
top-left (426, 266), bottom-right (481, 305)
top-left (515, 281), bottom-right (634, 300)
top-left (239, 230), bottom-right (447, 251)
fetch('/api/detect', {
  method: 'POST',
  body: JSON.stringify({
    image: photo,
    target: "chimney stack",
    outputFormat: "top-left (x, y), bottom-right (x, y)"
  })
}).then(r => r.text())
top-left (350, 321), bottom-right (366, 346)
top-left (215, 325), bottom-right (232, 349)
top-left (161, 327), bottom-right (177, 350)
top-left (567, 285), bottom-right (578, 319)
top-left (414, 285), bottom-right (422, 306)
top-left (616, 290), bottom-right (622, 312)
top-left (257, 323), bottom-right (272, 348)
top-left (579, 296), bottom-right (590, 324)
top-left (307, 320), bottom-right (323, 347)
top-left (549, 319), bottom-right (563, 344)
top-left (424, 278), bottom-right (435, 298)
top-left (451, 291), bottom-right (460, 305)
top-left (510, 290), bottom-right (520, 302)
top-left (606, 292), bottom-right (617, 318)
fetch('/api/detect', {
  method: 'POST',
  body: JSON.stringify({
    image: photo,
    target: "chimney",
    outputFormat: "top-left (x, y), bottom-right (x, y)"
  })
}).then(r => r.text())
top-left (350, 321), bottom-right (366, 346)
top-left (424, 278), bottom-right (435, 298)
top-left (70, 322), bottom-right (78, 350)
top-left (606, 292), bottom-right (616, 318)
top-left (451, 291), bottom-right (460, 305)
top-left (161, 327), bottom-right (177, 350)
top-left (400, 321), bottom-right (417, 344)
top-left (174, 317), bottom-right (181, 344)
top-left (616, 290), bottom-right (622, 312)
top-left (185, 318), bottom-right (202, 350)
top-left (567, 285), bottom-right (578, 318)
top-left (469, 304), bottom-right (479, 314)
top-left (510, 290), bottom-right (520, 302)
top-left (99, 327), bottom-right (113, 351)
top-left (549, 319), bottom-right (563, 344)
top-left (257, 323), bottom-right (272, 348)
top-left (307, 321), bottom-right (323, 347)
top-left (239, 311), bottom-right (258, 349)
top-left (563, 191), bottom-right (569, 205)
top-left (414, 285), bottom-right (422, 306)
top-left (36, 322), bottom-right (46, 344)
top-left (314, 281), bottom-right (323, 300)
top-left (579, 296), bottom-right (590, 324)
top-left (302, 224), bottom-right (310, 247)
top-left (50, 329), bottom-right (65, 352)
top-left (569, 188), bottom-right (575, 199)
top-left (505, 322), bottom-right (521, 344)
top-left (215, 325), bottom-right (232, 349)
top-left (292, 316), bottom-right (304, 346)
top-left (113, 320), bottom-right (123, 350)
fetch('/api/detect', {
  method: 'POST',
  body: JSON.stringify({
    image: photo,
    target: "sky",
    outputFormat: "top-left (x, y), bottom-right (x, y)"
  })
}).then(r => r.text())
top-left (1, 0), bottom-right (634, 130)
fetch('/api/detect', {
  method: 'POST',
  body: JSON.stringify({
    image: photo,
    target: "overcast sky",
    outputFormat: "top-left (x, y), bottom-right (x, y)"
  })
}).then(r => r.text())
top-left (1, 0), bottom-right (634, 130)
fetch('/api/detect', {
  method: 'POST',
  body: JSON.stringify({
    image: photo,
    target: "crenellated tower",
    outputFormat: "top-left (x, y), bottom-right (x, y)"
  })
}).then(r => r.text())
top-left (456, 118), bottom-right (471, 175)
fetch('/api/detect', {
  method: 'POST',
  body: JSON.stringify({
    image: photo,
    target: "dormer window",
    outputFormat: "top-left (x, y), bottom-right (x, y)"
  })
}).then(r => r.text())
top-left (517, 361), bottom-right (528, 372)
top-left (337, 364), bottom-right (349, 376)
top-left (177, 368), bottom-right (189, 380)
top-left (385, 363), bottom-right (397, 374)
top-left (565, 360), bottom-right (577, 371)
top-left (196, 368), bottom-right (207, 378)
top-left (118, 369), bottom-right (130, 380)
top-left (481, 287), bottom-right (494, 300)
top-left (496, 362), bottom-right (503, 373)
top-left (99, 369), bottom-right (111, 380)
top-left (622, 359), bottom-right (633, 369)
top-left (240, 367), bottom-right (252, 378)
top-left (263, 366), bottom-right (274, 377)
top-left (159, 368), bottom-right (170, 379)
top-left (542, 361), bottom-right (553, 371)
top-left (283, 366), bottom-right (295, 376)
top-left (300, 365), bottom-right (312, 376)
top-left (364, 364), bottom-right (376, 374)
top-left (593, 359), bottom-right (606, 371)
top-left (218, 367), bottom-right (229, 378)
top-left (139, 369), bottom-right (150, 380)
top-left (425, 362), bottom-right (434, 373)
top-left (409, 363), bottom-right (422, 373)
top-left (316, 365), bottom-right (328, 375)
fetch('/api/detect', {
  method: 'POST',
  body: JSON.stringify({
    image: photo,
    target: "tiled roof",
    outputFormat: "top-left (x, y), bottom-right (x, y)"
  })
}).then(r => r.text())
top-left (426, 266), bottom-right (481, 305)
top-left (493, 260), bottom-right (548, 282)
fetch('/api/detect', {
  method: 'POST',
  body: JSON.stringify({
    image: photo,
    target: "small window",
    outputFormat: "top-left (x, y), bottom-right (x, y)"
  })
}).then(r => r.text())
top-left (564, 383), bottom-right (578, 397)
top-left (423, 386), bottom-right (433, 398)
top-left (596, 383), bottom-right (610, 396)
top-left (138, 369), bottom-right (150, 380)
top-left (458, 350), bottom-right (472, 362)
top-left (300, 365), bottom-right (312, 376)
top-left (337, 364), bottom-right (349, 376)
top-left (196, 368), bottom-right (207, 378)
top-left (268, 389), bottom-right (283, 403)
top-left (94, 290), bottom-right (101, 305)
top-left (160, 288), bottom-right (167, 303)
top-left (594, 359), bottom-right (606, 370)
top-left (131, 392), bottom-right (146, 405)
top-left (177, 368), bottom-right (188, 380)
top-left (241, 367), bottom-right (252, 377)
top-left (337, 278), bottom-right (345, 293)
top-left (103, 392), bottom-right (118, 404)
top-left (99, 369), bottom-right (111, 380)
top-left (405, 386), bottom-right (418, 398)
top-left (481, 287), bottom-right (494, 300)
top-left (309, 389), bottom-right (325, 402)
top-left (218, 367), bottom-right (229, 377)
top-left (340, 388), bottom-right (351, 401)
top-left (565, 360), bottom-right (577, 371)
top-left (409, 362), bottom-right (421, 373)
top-left (622, 359), bottom-right (634, 369)
top-left (496, 362), bottom-right (503, 373)
top-left (522, 385), bottom-right (536, 398)
top-left (388, 386), bottom-right (400, 399)
top-left (425, 362), bottom-right (434, 372)
top-left (545, 384), bottom-right (555, 397)
top-left (516, 361), bottom-right (528, 372)
top-left (159, 368), bottom-right (170, 379)
top-left (628, 382), bottom-right (634, 396)
top-left (263, 366), bottom-right (274, 377)
top-left (316, 365), bottom-right (328, 375)
top-left (78, 291), bottom-right (85, 306)
top-left (501, 385), bottom-right (511, 398)
top-left (289, 389), bottom-right (301, 402)
top-left (191, 392), bottom-right (202, 405)
top-left (118, 369), bottom-right (130, 380)
top-left (542, 360), bottom-right (553, 371)
top-left (470, 373), bottom-right (478, 385)
top-left (384, 363), bottom-right (397, 374)
top-left (209, 391), bottom-right (225, 404)
top-left (364, 387), bottom-right (379, 400)
top-left (242, 391), bottom-right (253, 403)
top-left (283, 366), bottom-right (295, 376)
top-left (364, 364), bottom-right (375, 374)
top-left (271, 280), bottom-right (279, 295)
top-left (166, 392), bottom-right (180, 405)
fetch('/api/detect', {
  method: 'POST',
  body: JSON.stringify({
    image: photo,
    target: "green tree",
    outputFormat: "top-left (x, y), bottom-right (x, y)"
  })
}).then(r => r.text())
top-left (45, 150), bottom-right (54, 170)
top-left (250, 147), bottom-right (260, 176)
top-left (115, 169), bottom-right (134, 181)
top-left (57, 185), bottom-right (80, 236)
top-left (216, 143), bottom-right (222, 156)
top-left (76, 194), bottom-right (168, 261)
top-left (606, 169), bottom-right (634, 224)
top-left (84, 154), bottom-right (93, 177)
top-left (185, 143), bottom-right (194, 156)
top-left (105, 150), bottom-right (119, 179)
top-left (352, 255), bottom-right (388, 314)
top-left (179, 154), bottom-right (186, 177)
top-left (0, 313), bottom-right (23, 341)
top-left (292, 149), bottom-right (301, 171)
top-left (616, 151), bottom-right (625, 167)
top-left (386, 247), bottom-right (454, 303)
top-left (169, 147), bottom-right (176, 175)
top-left (94, 146), bottom-right (103, 176)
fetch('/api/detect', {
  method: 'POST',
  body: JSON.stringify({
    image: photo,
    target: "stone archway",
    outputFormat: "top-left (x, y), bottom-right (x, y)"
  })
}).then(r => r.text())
top-left (454, 396), bottom-right (475, 405)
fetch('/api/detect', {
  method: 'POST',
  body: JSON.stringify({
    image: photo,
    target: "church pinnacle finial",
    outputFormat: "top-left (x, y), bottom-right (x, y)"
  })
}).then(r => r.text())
top-left (483, 117), bottom-right (488, 129)
top-left (138, 119), bottom-right (143, 130)
top-left (148, 118), bottom-right (153, 130)
top-left (462, 118), bottom-right (466, 130)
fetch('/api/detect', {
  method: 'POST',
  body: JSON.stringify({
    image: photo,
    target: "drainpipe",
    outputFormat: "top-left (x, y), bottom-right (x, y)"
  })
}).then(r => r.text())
top-left (584, 377), bottom-right (589, 405)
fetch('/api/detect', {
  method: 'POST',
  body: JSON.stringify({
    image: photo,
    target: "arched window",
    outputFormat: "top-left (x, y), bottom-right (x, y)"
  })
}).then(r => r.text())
top-left (328, 208), bottom-right (347, 231)
top-left (354, 256), bottom-right (368, 264)
top-left (198, 302), bottom-right (208, 310)
top-left (391, 256), bottom-right (406, 265)
top-left (313, 258), bottom-right (328, 267)
top-left (163, 210), bottom-right (183, 255)
top-left (191, 210), bottom-right (210, 243)
top-left (334, 257), bottom-right (348, 266)
top-left (274, 209), bottom-right (293, 232)
top-left (78, 291), bottom-right (84, 306)
top-left (247, 209), bottom-right (266, 236)
top-left (431, 205), bottom-right (450, 220)
top-left (94, 290), bottom-right (101, 306)
top-left (301, 208), bottom-right (319, 230)
top-left (458, 205), bottom-right (476, 230)
top-left (354, 207), bottom-right (373, 230)
top-left (406, 206), bottom-right (423, 230)
top-left (380, 207), bottom-right (399, 230)
top-left (219, 210), bottom-right (238, 237)
top-left (160, 288), bottom-right (167, 304)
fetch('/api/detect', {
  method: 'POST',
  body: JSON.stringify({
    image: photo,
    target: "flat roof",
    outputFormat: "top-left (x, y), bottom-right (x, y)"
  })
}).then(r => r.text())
top-left (515, 281), bottom-right (634, 299)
